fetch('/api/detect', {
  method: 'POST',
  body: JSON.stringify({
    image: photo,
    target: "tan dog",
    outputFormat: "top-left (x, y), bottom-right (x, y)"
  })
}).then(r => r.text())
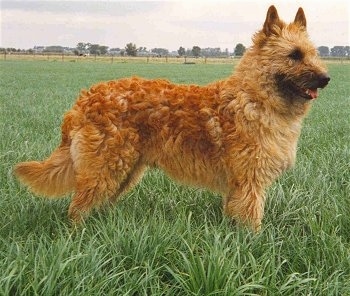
top-left (14, 6), bottom-right (330, 231)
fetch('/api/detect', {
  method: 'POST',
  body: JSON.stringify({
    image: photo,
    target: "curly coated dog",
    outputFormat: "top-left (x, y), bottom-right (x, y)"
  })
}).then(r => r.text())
top-left (14, 6), bottom-right (330, 231)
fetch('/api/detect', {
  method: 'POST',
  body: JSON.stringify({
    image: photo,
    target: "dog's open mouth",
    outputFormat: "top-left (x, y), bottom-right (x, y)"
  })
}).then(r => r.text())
top-left (300, 86), bottom-right (318, 100)
top-left (275, 73), bottom-right (330, 101)
top-left (278, 78), bottom-right (318, 100)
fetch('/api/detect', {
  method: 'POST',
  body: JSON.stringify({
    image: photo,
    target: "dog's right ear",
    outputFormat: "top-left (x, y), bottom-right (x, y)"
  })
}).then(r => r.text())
top-left (294, 7), bottom-right (307, 29)
top-left (263, 5), bottom-right (282, 36)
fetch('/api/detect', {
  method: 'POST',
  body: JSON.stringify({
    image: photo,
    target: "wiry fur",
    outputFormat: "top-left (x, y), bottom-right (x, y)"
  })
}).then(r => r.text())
top-left (14, 6), bottom-right (329, 231)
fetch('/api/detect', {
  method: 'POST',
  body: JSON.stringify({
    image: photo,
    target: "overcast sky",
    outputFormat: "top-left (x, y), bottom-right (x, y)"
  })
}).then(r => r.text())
top-left (1, 0), bottom-right (349, 51)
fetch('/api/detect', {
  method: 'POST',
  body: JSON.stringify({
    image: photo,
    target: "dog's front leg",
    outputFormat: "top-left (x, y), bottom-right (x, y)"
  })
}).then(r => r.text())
top-left (223, 182), bottom-right (266, 232)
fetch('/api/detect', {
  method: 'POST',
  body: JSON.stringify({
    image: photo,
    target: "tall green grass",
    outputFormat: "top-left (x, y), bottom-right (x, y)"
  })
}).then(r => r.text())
top-left (1, 60), bottom-right (349, 295)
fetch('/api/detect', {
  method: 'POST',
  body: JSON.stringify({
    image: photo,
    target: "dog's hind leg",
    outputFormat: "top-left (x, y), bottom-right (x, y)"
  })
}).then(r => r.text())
top-left (68, 125), bottom-right (141, 223)
top-left (224, 182), bottom-right (266, 232)
top-left (109, 161), bottom-right (147, 203)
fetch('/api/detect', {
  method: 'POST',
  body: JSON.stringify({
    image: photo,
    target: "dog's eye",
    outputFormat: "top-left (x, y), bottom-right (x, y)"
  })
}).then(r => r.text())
top-left (289, 49), bottom-right (304, 61)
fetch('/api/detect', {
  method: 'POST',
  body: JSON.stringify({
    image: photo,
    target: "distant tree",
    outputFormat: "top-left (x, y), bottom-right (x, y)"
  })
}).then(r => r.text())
top-left (76, 42), bottom-right (91, 54)
top-left (201, 47), bottom-right (222, 57)
top-left (86, 44), bottom-right (108, 55)
top-left (178, 46), bottom-right (186, 56)
top-left (330, 46), bottom-right (347, 57)
top-left (43, 46), bottom-right (64, 53)
top-left (318, 46), bottom-right (329, 57)
top-left (76, 42), bottom-right (85, 52)
top-left (89, 44), bottom-right (100, 55)
top-left (192, 46), bottom-right (201, 57)
top-left (6, 48), bottom-right (17, 53)
top-left (125, 43), bottom-right (137, 56)
top-left (234, 43), bottom-right (246, 56)
top-left (151, 48), bottom-right (169, 57)
top-left (345, 46), bottom-right (350, 57)
top-left (332, 45), bottom-right (350, 57)
top-left (99, 46), bottom-right (109, 55)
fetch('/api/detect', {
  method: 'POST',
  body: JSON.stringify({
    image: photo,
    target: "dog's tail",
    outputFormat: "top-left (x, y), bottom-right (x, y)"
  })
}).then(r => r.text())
top-left (14, 145), bottom-right (75, 197)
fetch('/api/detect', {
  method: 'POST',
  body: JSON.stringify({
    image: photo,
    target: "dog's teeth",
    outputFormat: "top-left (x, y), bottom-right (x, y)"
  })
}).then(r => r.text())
top-left (305, 90), bottom-right (310, 95)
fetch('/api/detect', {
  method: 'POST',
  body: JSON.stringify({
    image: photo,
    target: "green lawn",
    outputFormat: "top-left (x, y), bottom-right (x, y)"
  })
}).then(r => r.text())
top-left (0, 60), bottom-right (349, 295)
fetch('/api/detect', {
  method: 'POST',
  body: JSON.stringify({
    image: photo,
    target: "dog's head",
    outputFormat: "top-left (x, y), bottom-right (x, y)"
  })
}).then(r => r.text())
top-left (253, 6), bottom-right (330, 101)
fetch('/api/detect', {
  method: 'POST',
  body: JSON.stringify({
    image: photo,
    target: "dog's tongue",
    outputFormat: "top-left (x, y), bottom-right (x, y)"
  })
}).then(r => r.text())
top-left (308, 88), bottom-right (318, 99)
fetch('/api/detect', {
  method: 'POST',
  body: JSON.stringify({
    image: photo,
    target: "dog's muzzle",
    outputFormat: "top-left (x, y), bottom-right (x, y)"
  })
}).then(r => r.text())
top-left (317, 73), bottom-right (331, 89)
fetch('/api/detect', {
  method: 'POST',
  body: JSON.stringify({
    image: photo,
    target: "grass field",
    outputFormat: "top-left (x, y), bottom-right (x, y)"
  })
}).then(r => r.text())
top-left (0, 60), bottom-right (349, 295)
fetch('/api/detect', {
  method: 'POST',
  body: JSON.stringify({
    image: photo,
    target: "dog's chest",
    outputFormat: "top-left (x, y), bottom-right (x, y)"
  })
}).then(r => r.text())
top-left (259, 123), bottom-right (301, 174)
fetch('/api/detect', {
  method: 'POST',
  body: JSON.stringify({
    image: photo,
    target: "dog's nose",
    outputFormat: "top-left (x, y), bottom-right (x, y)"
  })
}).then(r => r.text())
top-left (319, 73), bottom-right (330, 88)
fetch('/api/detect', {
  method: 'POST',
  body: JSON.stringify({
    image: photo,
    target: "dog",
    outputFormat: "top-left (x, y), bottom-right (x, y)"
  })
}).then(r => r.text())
top-left (14, 6), bottom-right (330, 231)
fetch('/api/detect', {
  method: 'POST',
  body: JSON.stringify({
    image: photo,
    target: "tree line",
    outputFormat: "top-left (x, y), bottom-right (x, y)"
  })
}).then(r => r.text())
top-left (318, 46), bottom-right (350, 57)
top-left (1, 43), bottom-right (349, 58)
top-left (74, 42), bottom-right (247, 57)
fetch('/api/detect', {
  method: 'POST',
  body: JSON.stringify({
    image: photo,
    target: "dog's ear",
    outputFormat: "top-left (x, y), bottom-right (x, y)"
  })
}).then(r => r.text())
top-left (294, 7), bottom-right (307, 29)
top-left (263, 5), bottom-right (282, 36)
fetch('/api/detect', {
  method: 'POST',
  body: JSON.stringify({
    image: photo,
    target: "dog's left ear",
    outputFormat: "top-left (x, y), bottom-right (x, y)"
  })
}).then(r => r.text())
top-left (294, 7), bottom-right (307, 29)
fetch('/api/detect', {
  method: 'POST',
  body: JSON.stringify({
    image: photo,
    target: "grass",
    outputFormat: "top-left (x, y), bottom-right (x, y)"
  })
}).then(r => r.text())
top-left (0, 60), bottom-right (349, 295)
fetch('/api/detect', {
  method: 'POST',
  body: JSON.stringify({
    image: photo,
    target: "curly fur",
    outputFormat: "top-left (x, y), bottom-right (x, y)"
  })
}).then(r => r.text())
top-left (14, 6), bottom-right (329, 231)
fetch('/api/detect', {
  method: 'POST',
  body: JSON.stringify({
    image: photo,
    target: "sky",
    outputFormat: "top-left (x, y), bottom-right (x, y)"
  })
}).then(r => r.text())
top-left (1, 0), bottom-right (349, 51)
